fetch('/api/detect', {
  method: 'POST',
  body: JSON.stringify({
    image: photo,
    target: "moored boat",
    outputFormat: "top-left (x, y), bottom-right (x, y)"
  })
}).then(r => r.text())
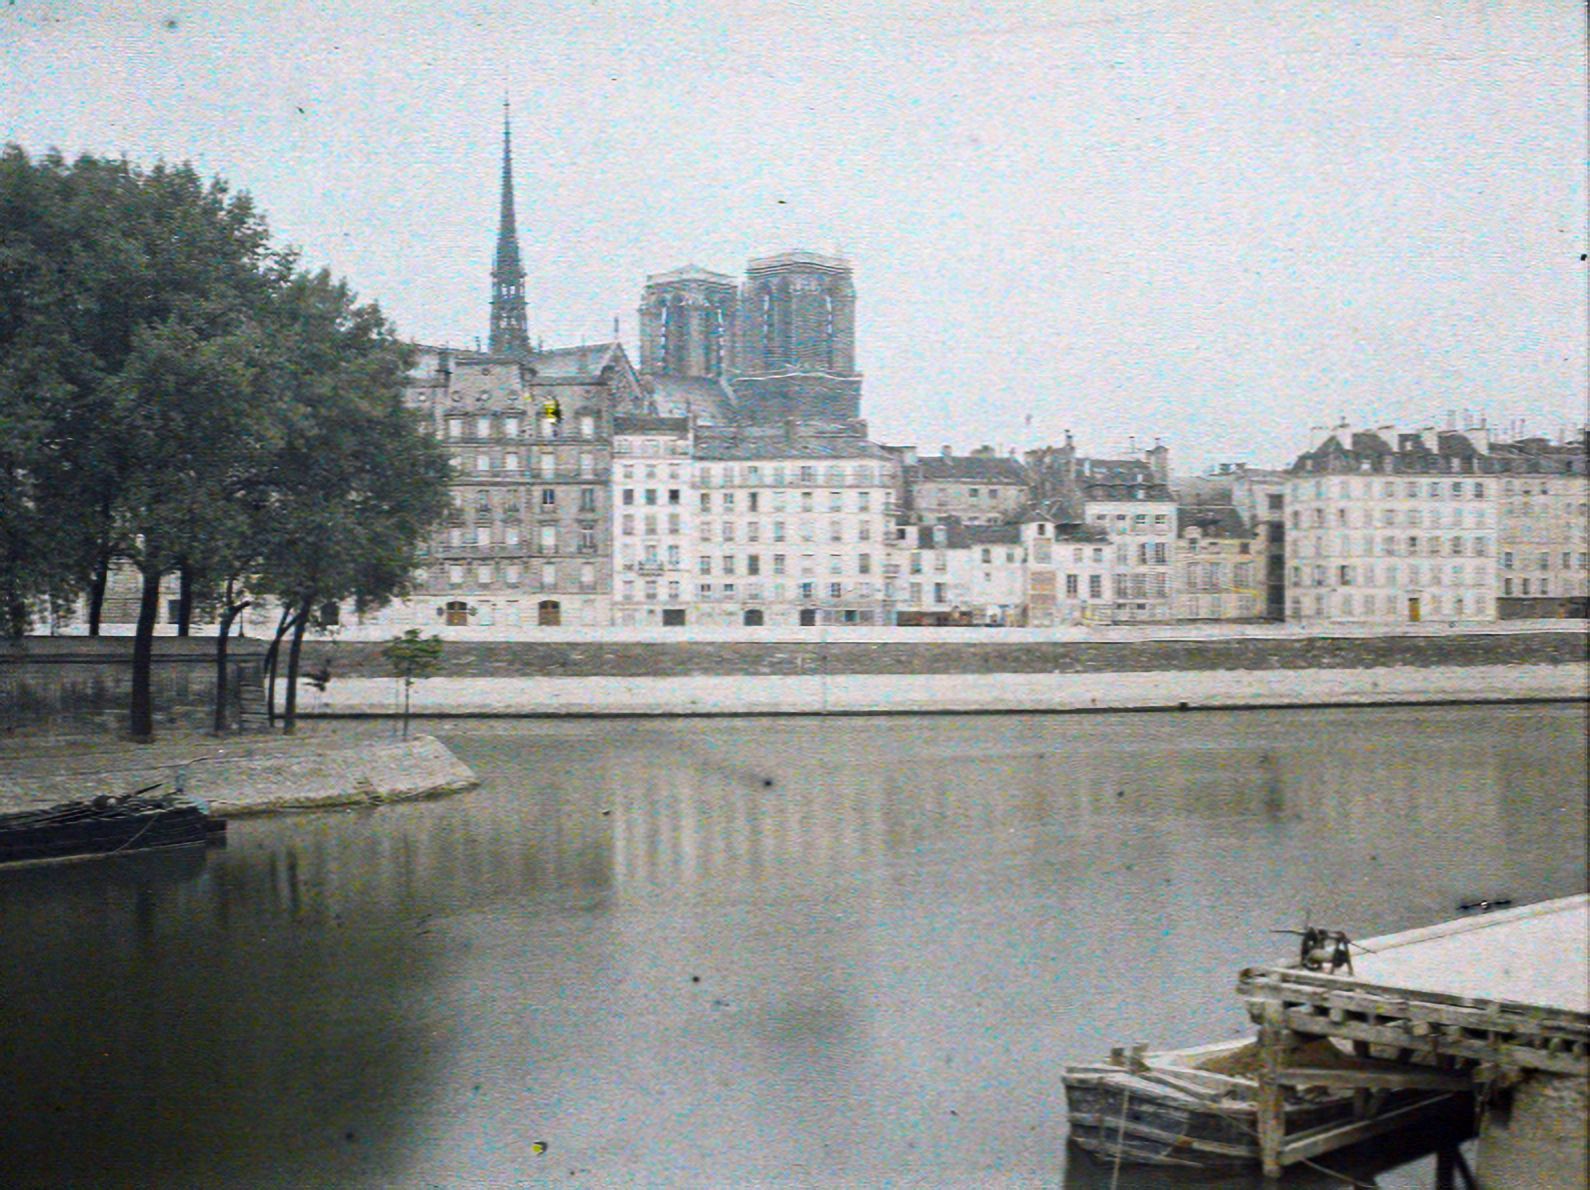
top-left (1063, 1036), bottom-right (1456, 1169)
top-left (0, 784), bottom-right (226, 867)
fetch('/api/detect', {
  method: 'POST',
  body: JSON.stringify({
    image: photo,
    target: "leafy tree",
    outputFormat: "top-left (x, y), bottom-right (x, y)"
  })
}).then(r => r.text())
top-left (254, 270), bottom-right (451, 735)
top-left (382, 629), bottom-right (444, 739)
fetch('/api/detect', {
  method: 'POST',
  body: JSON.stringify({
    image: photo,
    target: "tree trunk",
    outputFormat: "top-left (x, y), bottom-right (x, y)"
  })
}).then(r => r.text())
top-left (264, 605), bottom-right (295, 726)
top-left (175, 563), bottom-right (194, 637)
top-left (281, 596), bottom-right (313, 735)
top-left (128, 566), bottom-right (162, 742)
top-left (86, 552), bottom-right (110, 637)
top-left (213, 594), bottom-right (250, 735)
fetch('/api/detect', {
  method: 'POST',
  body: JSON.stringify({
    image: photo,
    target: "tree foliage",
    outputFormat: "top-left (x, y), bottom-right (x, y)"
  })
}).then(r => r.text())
top-left (0, 145), bottom-right (450, 740)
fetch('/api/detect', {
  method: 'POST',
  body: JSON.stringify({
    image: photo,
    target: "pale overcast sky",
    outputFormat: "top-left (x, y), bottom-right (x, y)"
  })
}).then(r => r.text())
top-left (4, 1), bottom-right (1586, 470)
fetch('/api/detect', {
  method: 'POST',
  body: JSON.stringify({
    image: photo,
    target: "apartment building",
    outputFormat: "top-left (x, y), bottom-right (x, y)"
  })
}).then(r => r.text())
top-left (691, 425), bottom-right (900, 626)
top-left (611, 415), bottom-right (695, 626)
top-left (1175, 506), bottom-right (1265, 621)
top-left (1285, 425), bottom-right (1499, 623)
top-left (890, 520), bottom-right (1025, 625)
top-left (1492, 433), bottom-right (1589, 618)
top-left (1021, 506), bottom-right (1112, 626)
top-left (900, 447), bottom-right (1030, 525)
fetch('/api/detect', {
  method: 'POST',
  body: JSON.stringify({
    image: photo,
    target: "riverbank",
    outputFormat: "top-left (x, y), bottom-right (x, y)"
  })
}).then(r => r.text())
top-left (0, 732), bottom-right (478, 818)
top-left (299, 662), bottom-right (1586, 717)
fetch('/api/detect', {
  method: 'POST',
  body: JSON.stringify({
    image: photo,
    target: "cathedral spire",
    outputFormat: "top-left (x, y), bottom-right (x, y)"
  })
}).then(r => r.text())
top-left (489, 98), bottom-right (531, 358)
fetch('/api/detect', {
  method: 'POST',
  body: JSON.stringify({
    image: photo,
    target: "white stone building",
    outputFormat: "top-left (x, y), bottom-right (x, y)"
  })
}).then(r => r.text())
top-left (1285, 425), bottom-right (1500, 624)
top-left (1491, 432), bottom-right (1589, 617)
top-left (1020, 507), bottom-right (1113, 626)
top-left (889, 520), bottom-right (1025, 625)
top-left (611, 415), bottom-right (695, 626)
top-left (690, 426), bottom-right (900, 626)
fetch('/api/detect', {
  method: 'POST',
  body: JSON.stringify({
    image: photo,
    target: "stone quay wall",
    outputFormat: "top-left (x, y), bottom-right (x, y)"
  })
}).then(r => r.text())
top-left (292, 625), bottom-right (1587, 717)
top-left (0, 638), bottom-right (267, 737)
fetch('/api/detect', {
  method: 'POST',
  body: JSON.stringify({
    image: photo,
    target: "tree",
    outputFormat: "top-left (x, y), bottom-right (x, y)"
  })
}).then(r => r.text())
top-left (382, 629), bottom-right (443, 739)
top-left (254, 270), bottom-right (451, 735)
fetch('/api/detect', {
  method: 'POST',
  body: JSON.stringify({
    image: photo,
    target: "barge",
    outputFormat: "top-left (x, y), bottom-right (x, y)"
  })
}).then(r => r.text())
top-left (0, 784), bottom-right (226, 866)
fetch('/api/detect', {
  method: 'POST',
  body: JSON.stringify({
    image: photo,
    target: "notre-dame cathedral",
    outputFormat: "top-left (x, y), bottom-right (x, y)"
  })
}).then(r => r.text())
top-left (635, 252), bottom-right (863, 427)
top-left (486, 104), bottom-right (863, 429)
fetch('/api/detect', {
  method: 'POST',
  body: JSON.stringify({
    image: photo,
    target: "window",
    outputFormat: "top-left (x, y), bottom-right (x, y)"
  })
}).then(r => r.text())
top-left (476, 453), bottom-right (491, 473)
top-left (722, 556), bottom-right (736, 576)
top-left (475, 526), bottom-right (490, 547)
top-left (579, 415), bottom-right (595, 439)
top-left (504, 452), bottom-right (520, 471)
top-left (541, 561), bottom-right (556, 589)
top-left (506, 563), bottom-right (521, 585)
top-left (1066, 574), bottom-right (1079, 596)
top-left (539, 525), bottom-right (557, 553)
top-left (668, 489), bottom-right (680, 505)
top-left (622, 488), bottom-right (635, 506)
top-left (540, 488), bottom-right (556, 507)
top-left (859, 554), bottom-right (872, 575)
top-left (747, 555), bottom-right (761, 576)
top-left (477, 564), bottom-right (494, 585)
top-left (1089, 574), bottom-right (1102, 599)
top-left (578, 529), bottom-right (596, 553)
top-left (933, 582), bottom-right (948, 603)
top-left (580, 563), bottom-right (595, 591)
top-left (580, 488), bottom-right (597, 512)
top-left (699, 557), bottom-right (712, 575)
top-left (773, 555), bottom-right (786, 575)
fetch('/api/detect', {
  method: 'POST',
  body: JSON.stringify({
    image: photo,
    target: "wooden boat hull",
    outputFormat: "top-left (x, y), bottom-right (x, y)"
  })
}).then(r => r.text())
top-left (0, 792), bottom-right (226, 867)
top-left (1064, 1067), bottom-right (1348, 1168)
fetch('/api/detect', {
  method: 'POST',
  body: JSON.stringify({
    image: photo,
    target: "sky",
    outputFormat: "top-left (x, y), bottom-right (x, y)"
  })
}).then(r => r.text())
top-left (3, 1), bottom-right (1586, 471)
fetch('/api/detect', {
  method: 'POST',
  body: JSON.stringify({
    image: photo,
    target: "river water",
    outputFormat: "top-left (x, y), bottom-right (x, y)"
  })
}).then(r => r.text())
top-left (3, 703), bottom-right (1585, 1188)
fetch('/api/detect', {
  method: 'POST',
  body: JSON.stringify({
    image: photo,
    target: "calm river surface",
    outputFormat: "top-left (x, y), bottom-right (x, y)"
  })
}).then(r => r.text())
top-left (3, 703), bottom-right (1586, 1188)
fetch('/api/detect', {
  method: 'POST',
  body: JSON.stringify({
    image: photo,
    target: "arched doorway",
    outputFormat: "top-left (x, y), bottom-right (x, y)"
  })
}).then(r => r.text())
top-left (798, 608), bottom-right (818, 627)
top-left (537, 599), bottom-right (561, 626)
top-left (743, 609), bottom-right (764, 626)
top-left (444, 600), bottom-right (469, 626)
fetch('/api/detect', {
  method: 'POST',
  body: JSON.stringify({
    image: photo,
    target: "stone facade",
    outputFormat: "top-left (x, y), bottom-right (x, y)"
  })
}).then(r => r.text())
top-left (1493, 434), bottom-right (1589, 616)
top-left (902, 447), bottom-right (1030, 525)
top-left (381, 344), bottom-right (650, 633)
top-left (1175, 505), bottom-right (1265, 621)
top-left (638, 250), bottom-right (863, 427)
top-left (611, 415), bottom-right (696, 626)
top-left (690, 425), bottom-right (899, 626)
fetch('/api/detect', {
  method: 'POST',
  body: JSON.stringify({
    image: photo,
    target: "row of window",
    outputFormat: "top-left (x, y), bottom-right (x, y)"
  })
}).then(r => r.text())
top-left (445, 414), bottom-right (598, 440)
top-left (1295, 506), bottom-right (1492, 530)
top-left (696, 553), bottom-right (877, 577)
top-left (433, 526), bottom-right (599, 553)
top-left (1089, 512), bottom-right (1172, 532)
top-left (425, 561), bottom-right (597, 590)
top-left (451, 451), bottom-right (602, 478)
top-left (614, 438), bottom-right (690, 457)
top-left (1501, 551), bottom-right (1588, 571)
top-left (698, 489), bottom-right (879, 514)
top-left (1296, 479), bottom-right (1489, 501)
top-left (1182, 563), bottom-right (1257, 592)
top-left (453, 488), bottom-right (600, 515)
top-left (924, 486), bottom-right (1013, 503)
top-left (1290, 593), bottom-right (1492, 619)
top-left (1292, 535), bottom-right (1492, 559)
top-left (697, 463), bottom-right (884, 487)
top-left (698, 519), bottom-right (876, 544)
top-left (1290, 563), bottom-right (1492, 589)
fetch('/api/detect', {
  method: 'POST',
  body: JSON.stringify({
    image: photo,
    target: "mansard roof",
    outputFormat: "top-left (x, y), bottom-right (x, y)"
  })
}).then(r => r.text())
top-left (912, 454), bottom-right (1028, 483)
top-left (612, 414), bottom-right (690, 435)
top-left (694, 426), bottom-right (894, 462)
top-left (1177, 504), bottom-right (1253, 539)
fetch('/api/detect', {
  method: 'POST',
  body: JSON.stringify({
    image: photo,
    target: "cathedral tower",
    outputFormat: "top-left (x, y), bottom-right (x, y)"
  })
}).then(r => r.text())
top-left (731, 250), bottom-right (861, 424)
top-left (638, 266), bottom-right (738, 378)
top-left (489, 101), bottom-right (531, 358)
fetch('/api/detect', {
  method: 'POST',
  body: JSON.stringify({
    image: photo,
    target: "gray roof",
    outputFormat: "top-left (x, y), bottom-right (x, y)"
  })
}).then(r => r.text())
top-left (612, 414), bottom-right (689, 435)
top-left (912, 454), bottom-right (1028, 483)
top-left (647, 375), bottom-right (736, 422)
top-left (1177, 504), bottom-right (1253, 539)
top-left (694, 427), bottom-right (894, 462)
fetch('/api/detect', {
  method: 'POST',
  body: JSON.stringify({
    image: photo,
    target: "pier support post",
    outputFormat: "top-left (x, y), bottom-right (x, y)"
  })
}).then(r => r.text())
top-left (1256, 999), bottom-right (1287, 1179)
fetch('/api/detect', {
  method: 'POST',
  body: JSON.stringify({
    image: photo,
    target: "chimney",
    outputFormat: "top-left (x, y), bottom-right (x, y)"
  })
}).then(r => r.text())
top-left (1419, 426), bottom-right (1440, 452)
top-left (784, 417), bottom-right (799, 446)
top-left (941, 444), bottom-right (952, 459)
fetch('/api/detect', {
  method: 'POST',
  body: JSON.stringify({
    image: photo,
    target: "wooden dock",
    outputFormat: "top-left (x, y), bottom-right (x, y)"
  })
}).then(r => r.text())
top-left (1237, 895), bottom-right (1589, 1181)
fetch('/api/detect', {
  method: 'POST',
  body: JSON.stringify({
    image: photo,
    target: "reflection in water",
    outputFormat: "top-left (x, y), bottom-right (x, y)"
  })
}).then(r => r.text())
top-left (0, 703), bottom-right (1583, 1186)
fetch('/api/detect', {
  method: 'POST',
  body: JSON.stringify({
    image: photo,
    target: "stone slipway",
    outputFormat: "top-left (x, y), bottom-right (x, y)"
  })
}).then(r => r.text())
top-left (0, 735), bottom-right (478, 818)
top-left (303, 662), bottom-right (1587, 717)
